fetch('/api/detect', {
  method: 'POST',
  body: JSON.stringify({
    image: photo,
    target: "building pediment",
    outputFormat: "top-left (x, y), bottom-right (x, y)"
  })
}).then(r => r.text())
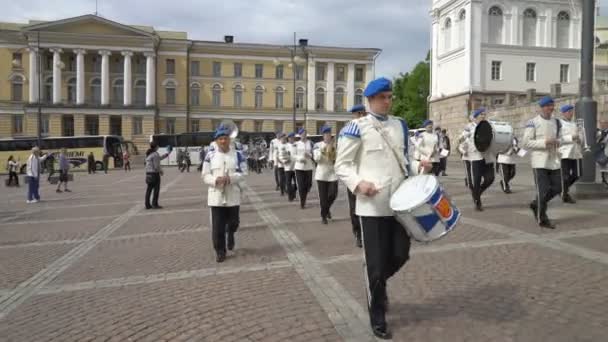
top-left (22, 14), bottom-right (156, 39)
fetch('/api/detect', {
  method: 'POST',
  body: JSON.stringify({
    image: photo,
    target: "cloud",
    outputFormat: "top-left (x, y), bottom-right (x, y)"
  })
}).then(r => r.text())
top-left (1, 0), bottom-right (430, 78)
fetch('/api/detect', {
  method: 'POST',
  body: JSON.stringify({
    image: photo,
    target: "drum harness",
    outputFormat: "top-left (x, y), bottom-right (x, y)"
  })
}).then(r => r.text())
top-left (370, 117), bottom-right (409, 178)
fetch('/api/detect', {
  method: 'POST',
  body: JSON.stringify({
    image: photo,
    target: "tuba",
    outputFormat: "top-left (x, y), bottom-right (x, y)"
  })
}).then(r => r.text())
top-left (322, 137), bottom-right (337, 164)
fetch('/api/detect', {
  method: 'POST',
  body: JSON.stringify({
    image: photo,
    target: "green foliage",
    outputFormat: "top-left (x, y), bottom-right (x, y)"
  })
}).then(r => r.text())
top-left (391, 52), bottom-right (430, 129)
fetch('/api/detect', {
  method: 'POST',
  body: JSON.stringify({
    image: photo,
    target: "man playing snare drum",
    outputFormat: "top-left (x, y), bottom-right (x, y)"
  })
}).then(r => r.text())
top-left (335, 77), bottom-right (411, 339)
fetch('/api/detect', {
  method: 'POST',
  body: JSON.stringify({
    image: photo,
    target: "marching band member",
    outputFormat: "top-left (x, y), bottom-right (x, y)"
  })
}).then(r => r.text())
top-left (439, 128), bottom-right (450, 176)
top-left (269, 132), bottom-right (281, 191)
top-left (417, 120), bottom-right (440, 176)
top-left (462, 108), bottom-right (495, 211)
top-left (313, 126), bottom-right (338, 224)
top-left (335, 77), bottom-right (411, 339)
top-left (523, 96), bottom-right (565, 229)
top-left (275, 133), bottom-right (288, 196)
top-left (559, 104), bottom-right (583, 204)
top-left (202, 125), bottom-right (248, 262)
top-left (458, 116), bottom-right (473, 188)
top-left (344, 104), bottom-right (367, 247)
top-left (281, 132), bottom-right (298, 201)
top-left (294, 128), bottom-right (315, 209)
top-left (497, 137), bottom-right (519, 194)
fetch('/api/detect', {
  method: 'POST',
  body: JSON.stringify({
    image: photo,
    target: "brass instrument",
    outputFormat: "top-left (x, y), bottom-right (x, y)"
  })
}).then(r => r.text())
top-left (221, 161), bottom-right (228, 205)
top-left (321, 137), bottom-right (337, 164)
top-left (576, 118), bottom-right (592, 153)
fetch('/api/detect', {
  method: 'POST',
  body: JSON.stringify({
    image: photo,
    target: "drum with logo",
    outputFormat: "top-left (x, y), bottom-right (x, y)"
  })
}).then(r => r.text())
top-left (390, 175), bottom-right (461, 242)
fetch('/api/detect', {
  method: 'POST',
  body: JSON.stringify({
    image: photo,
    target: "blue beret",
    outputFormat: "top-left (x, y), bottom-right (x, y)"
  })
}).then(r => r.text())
top-left (473, 108), bottom-right (486, 118)
top-left (560, 104), bottom-right (574, 113)
top-left (287, 132), bottom-right (295, 138)
top-left (538, 96), bottom-right (554, 107)
top-left (214, 128), bottom-right (231, 140)
top-left (321, 126), bottom-right (332, 134)
top-left (422, 119), bottom-right (433, 127)
top-left (350, 104), bottom-right (366, 113)
top-left (364, 77), bottom-right (392, 97)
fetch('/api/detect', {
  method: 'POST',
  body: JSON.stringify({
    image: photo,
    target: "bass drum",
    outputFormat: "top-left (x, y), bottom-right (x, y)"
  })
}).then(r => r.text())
top-left (474, 120), bottom-right (513, 154)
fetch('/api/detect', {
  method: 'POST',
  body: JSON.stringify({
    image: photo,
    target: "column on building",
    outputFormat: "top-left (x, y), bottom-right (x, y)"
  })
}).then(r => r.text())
top-left (99, 50), bottom-right (111, 105)
top-left (346, 63), bottom-right (355, 110)
top-left (122, 51), bottom-right (133, 106)
top-left (27, 47), bottom-right (39, 103)
top-left (145, 52), bottom-right (156, 106)
top-left (549, 9), bottom-right (557, 48)
top-left (74, 49), bottom-right (86, 105)
top-left (570, 18), bottom-right (580, 49)
top-left (307, 58), bottom-right (316, 111)
top-left (514, 6), bottom-right (522, 45)
top-left (326, 62), bottom-right (335, 112)
top-left (537, 12), bottom-right (546, 47)
top-left (50, 48), bottom-right (63, 104)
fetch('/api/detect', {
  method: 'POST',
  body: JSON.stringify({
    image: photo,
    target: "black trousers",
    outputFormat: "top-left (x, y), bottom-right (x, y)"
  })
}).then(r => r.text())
top-left (274, 166), bottom-right (281, 190)
top-left (277, 167), bottom-right (286, 195)
top-left (124, 161), bottom-right (131, 171)
top-left (361, 216), bottom-right (411, 324)
top-left (210, 206), bottom-right (240, 254)
top-left (295, 170), bottom-right (313, 207)
top-left (439, 157), bottom-right (448, 173)
top-left (88, 161), bottom-right (96, 174)
top-left (532, 168), bottom-right (562, 222)
top-left (8, 171), bottom-right (19, 186)
top-left (431, 162), bottom-right (441, 176)
top-left (347, 189), bottom-right (360, 238)
top-left (285, 170), bottom-right (297, 201)
top-left (465, 160), bottom-right (495, 202)
top-left (144, 173), bottom-right (161, 208)
top-left (102, 155), bottom-right (109, 174)
top-left (498, 163), bottom-right (516, 190)
top-left (317, 180), bottom-right (338, 219)
top-left (561, 159), bottom-right (582, 196)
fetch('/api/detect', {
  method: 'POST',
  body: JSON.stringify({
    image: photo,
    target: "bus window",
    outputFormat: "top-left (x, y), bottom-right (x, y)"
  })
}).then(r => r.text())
top-left (153, 135), bottom-right (177, 148)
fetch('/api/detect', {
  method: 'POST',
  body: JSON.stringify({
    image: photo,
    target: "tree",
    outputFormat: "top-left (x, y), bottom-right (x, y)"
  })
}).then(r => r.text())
top-left (391, 52), bottom-right (430, 129)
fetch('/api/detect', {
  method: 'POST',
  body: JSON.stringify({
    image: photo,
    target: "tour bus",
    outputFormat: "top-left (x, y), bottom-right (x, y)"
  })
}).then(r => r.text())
top-left (152, 132), bottom-right (215, 166)
top-left (0, 135), bottom-right (124, 174)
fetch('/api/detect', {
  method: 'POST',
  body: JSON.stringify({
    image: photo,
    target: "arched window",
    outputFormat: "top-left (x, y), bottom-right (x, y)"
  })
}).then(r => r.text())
top-left (275, 86), bottom-right (284, 109)
top-left (44, 76), bottom-right (53, 102)
top-left (488, 6), bottom-right (503, 44)
top-left (354, 89), bottom-right (363, 106)
top-left (234, 84), bottom-right (243, 107)
top-left (315, 87), bottom-right (326, 111)
top-left (67, 77), bottom-right (76, 103)
top-left (444, 18), bottom-right (452, 52)
top-left (113, 79), bottom-right (124, 104)
top-left (255, 85), bottom-right (264, 108)
top-left (523, 8), bottom-right (537, 47)
top-left (11, 75), bottom-right (24, 102)
top-left (190, 83), bottom-right (200, 106)
top-left (90, 78), bottom-right (101, 104)
top-left (458, 10), bottom-right (466, 48)
top-left (557, 11), bottom-right (570, 48)
top-left (212, 84), bottom-right (222, 107)
top-left (295, 87), bottom-right (305, 109)
top-left (164, 80), bottom-right (176, 105)
top-left (334, 87), bottom-right (345, 111)
top-left (134, 80), bottom-right (146, 105)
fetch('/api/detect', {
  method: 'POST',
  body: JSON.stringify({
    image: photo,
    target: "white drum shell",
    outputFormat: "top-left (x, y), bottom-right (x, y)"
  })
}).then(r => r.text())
top-left (490, 121), bottom-right (514, 154)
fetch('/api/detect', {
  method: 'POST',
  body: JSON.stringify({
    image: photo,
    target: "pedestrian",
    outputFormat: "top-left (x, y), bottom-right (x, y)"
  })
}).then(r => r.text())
top-left (279, 132), bottom-right (296, 200)
top-left (45, 153), bottom-right (55, 183)
top-left (56, 148), bottom-right (71, 193)
top-left (6, 155), bottom-right (20, 187)
top-left (202, 125), bottom-right (248, 263)
top-left (87, 152), bottom-right (96, 174)
top-left (275, 133), bottom-right (288, 196)
top-left (417, 120), bottom-right (441, 176)
top-left (314, 126), bottom-right (338, 224)
top-left (184, 148), bottom-right (191, 172)
top-left (497, 137), bottom-right (519, 193)
top-left (144, 142), bottom-right (170, 210)
top-left (294, 128), bottom-right (314, 209)
top-left (559, 104), bottom-right (582, 204)
top-left (102, 152), bottom-right (110, 174)
top-left (198, 145), bottom-right (206, 172)
top-left (123, 150), bottom-right (131, 172)
top-left (26, 147), bottom-right (52, 203)
top-left (269, 132), bottom-right (281, 191)
top-left (440, 128), bottom-right (451, 176)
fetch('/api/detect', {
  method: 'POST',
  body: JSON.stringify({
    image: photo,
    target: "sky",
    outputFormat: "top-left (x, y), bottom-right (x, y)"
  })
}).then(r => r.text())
top-left (1, 0), bottom-right (430, 79)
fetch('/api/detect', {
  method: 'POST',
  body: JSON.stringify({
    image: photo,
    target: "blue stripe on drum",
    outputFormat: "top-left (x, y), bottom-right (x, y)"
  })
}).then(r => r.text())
top-left (429, 187), bottom-right (442, 205)
top-left (445, 207), bottom-right (460, 230)
top-left (415, 213), bottom-right (440, 233)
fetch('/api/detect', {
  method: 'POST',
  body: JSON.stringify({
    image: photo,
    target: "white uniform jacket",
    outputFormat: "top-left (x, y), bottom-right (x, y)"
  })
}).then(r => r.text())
top-left (418, 131), bottom-right (440, 163)
top-left (497, 138), bottom-right (519, 165)
top-left (523, 114), bottom-right (568, 170)
top-left (335, 113), bottom-right (409, 217)
top-left (294, 139), bottom-right (315, 171)
top-left (461, 122), bottom-right (495, 163)
top-left (313, 141), bottom-right (337, 181)
top-left (559, 118), bottom-right (583, 160)
top-left (202, 148), bottom-right (248, 207)
top-left (278, 142), bottom-right (295, 171)
top-left (269, 138), bottom-right (280, 164)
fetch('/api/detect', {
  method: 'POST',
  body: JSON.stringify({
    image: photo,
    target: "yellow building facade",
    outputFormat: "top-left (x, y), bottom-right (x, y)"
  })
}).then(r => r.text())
top-left (0, 15), bottom-right (380, 150)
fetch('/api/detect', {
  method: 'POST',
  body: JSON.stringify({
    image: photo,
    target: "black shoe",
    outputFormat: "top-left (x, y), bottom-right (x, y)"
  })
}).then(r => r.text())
top-left (442, 172), bottom-right (448, 176)
top-left (499, 180), bottom-right (506, 193)
top-left (300, 203), bottom-right (305, 209)
top-left (216, 252), bottom-right (226, 263)
top-left (275, 186), bottom-right (280, 191)
top-left (327, 212), bottom-right (332, 219)
top-left (64, 189), bottom-right (71, 192)
top-left (355, 236), bottom-right (363, 248)
top-left (505, 187), bottom-right (512, 194)
top-left (227, 233), bottom-right (235, 251)
top-left (529, 202), bottom-right (538, 220)
top-left (539, 220), bottom-right (556, 229)
top-left (475, 200), bottom-right (484, 212)
top-left (371, 323), bottom-right (392, 339)
top-left (562, 194), bottom-right (576, 204)
top-left (322, 217), bottom-right (328, 225)
top-left (152, 205), bottom-right (163, 209)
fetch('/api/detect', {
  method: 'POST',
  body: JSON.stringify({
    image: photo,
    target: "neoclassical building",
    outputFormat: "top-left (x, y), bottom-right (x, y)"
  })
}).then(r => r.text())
top-left (0, 15), bottom-right (380, 149)
top-left (429, 0), bottom-right (582, 127)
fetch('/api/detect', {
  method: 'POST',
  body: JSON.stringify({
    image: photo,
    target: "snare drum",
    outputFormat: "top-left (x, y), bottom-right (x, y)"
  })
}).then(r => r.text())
top-left (390, 175), bottom-right (461, 242)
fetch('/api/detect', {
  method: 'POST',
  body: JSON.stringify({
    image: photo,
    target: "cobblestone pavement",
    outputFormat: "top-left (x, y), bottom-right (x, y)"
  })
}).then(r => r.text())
top-left (1, 161), bottom-right (608, 342)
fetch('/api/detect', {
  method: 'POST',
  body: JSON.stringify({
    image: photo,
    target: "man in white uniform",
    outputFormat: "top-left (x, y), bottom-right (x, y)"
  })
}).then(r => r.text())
top-left (281, 132), bottom-right (298, 201)
top-left (268, 132), bottom-right (281, 191)
top-left (497, 137), bottom-right (519, 194)
top-left (314, 126), bottom-right (338, 224)
top-left (417, 120), bottom-right (440, 176)
top-left (294, 128), bottom-right (315, 209)
top-left (275, 133), bottom-right (289, 197)
top-left (462, 108), bottom-right (495, 211)
top-left (558, 104), bottom-right (583, 204)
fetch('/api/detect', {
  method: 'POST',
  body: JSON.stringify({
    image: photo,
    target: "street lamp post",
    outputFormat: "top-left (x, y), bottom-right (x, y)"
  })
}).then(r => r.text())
top-left (276, 33), bottom-right (307, 133)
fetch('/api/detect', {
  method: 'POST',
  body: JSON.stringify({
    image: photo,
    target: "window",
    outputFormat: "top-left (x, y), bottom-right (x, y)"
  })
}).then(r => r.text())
top-left (526, 63), bottom-right (536, 82)
top-left (135, 57), bottom-right (145, 73)
top-left (491, 61), bottom-right (502, 81)
top-left (62, 115), bottom-right (74, 137)
top-left (91, 78), bottom-right (101, 104)
top-left (296, 87), bottom-right (305, 109)
top-left (336, 66), bottom-right (346, 81)
top-left (334, 88), bottom-right (345, 111)
top-left (316, 64), bottom-right (326, 81)
top-left (444, 18), bottom-right (452, 52)
top-left (41, 114), bottom-right (49, 136)
top-left (234, 85), bottom-right (243, 107)
top-left (459, 10), bottom-right (466, 47)
top-left (67, 78), bottom-right (76, 103)
top-left (560, 64), bottom-right (570, 83)
top-left (315, 88), bottom-right (325, 111)
top-left (12, 115), bottom-right (23, 134)
top-left (492, 98), bottom-right (504, 106)
top-left (166, 59), bottom-right (175, 74)
top-left (234, 63), bottom-right (242, 77)
top-left (134, 80), bottom-right (146, 105)
top-left (166, 118), bottom-right (176, 134)
top-left (113, 79), bottom-right (124, 104)
top-left (112, 57), bottom-right (124, 73)
top-left (254, 120), bottom-right (263, 132)
top-left (165, 81), bottom-right (176, 105)
top-left (191, 119), bottom-right (200, 132)
top-left (557, 11), bottom-right (570, 48)
top-left (45, 54), bottom-right (53, 71)
top-left (12, 53), bottom-right (22, 68)
top-left (92, 56), bottom-right (101, 73)
top-left (212, 84), bottom-right (222, 107)
top-left (213, 62), bottom-right (222, 77)
top-left (190, 61), bottom-right (200, 76)
top-left (275, 87), bottom-right (284, 109)
top-left (255, 64), bottom-right (264, 78)
top-left (276, 65), bottom-right (284, 79)
top-left (296, 65), bottom-right (304, 80)
top-left (10, 75), bottom-right (23, 102)
top-left (85, 115), bottom-right (99, 135)
top-left (355, 89), bottom-right (363, 105)
top-left (523, 9), bottom-right (537, 47)
top-left (488, 6), bottom-right (503, 44)
top-left (355, 66), bottom-right (364, 82)
top-left (255, 86), bottom-right (264, 108)
top-left (132, 116), bottom-right (143, 135)
top-left (190, 83), bottom-right (200, 106)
